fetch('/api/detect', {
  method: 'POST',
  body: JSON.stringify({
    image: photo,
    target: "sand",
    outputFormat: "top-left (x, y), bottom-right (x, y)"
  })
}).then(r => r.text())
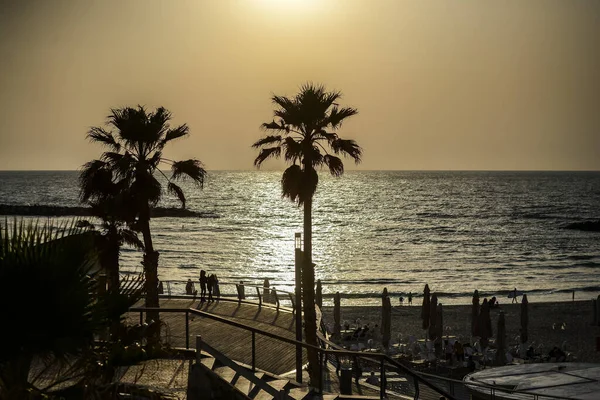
top-left (322, 300), bottom-right (600, 362)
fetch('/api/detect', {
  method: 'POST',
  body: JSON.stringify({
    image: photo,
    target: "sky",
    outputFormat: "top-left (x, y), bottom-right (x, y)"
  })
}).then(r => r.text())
top-left (0, 0), bottom-right (598, 171)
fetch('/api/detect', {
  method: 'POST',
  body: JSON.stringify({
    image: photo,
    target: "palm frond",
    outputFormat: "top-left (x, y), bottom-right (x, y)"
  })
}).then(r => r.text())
top-left (323, 155), bottom-right (344, 177)
top-left (167, 181), bottom-right (186, 209)
top-left (260, 121), bottom-right (286, 131)
top-left (87, 127), bottom-right (120, 151)
top-left (325, 106), bottom-right (358, 129)
top-left (171, 159), bottom-right (207, 187)
top-left (252, 134), bottom-right (282, 148)
top-left (159, 124), bottom-right (188, 147)
top-left (119, 229), bottom-right (144, 250)
top-left (79, 160), bottom-right (113, 202)
top-left (254, 147), bottom-right (281, 167)
top-left (282, 137), bottom-right (302, 163)
top-left (281, 164), bottom-right (303, 203)
top-left (331, 138), bottom-right (363, 163)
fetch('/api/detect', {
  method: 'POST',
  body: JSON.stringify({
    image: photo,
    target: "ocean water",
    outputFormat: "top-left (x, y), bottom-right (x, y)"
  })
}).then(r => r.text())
top-left (1, 170), bottom-right (599, 305)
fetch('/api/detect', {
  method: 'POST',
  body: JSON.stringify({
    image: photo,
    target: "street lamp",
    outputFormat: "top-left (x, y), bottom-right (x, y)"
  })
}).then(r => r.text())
top-left (294, 232), bottom-right (303, 383)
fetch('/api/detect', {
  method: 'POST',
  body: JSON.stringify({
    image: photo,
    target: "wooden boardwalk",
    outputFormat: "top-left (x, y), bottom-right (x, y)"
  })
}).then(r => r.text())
top-left (128, 298), bottom-right (306, 376)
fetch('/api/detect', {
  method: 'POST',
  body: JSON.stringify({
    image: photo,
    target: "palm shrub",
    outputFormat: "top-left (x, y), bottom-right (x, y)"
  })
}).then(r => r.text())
top-left (0, 219), bottom-right (105, 399)
top-left (253, 83), bottom-right (362, 387)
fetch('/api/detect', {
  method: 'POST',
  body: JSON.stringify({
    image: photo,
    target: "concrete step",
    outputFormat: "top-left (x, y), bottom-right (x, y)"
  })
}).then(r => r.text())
top-left (200, 356), bottom-right (215, 370)
top-left (232, 374), bottom-right (252, 394)
top-left (213, 365), bottom-right (237, 384)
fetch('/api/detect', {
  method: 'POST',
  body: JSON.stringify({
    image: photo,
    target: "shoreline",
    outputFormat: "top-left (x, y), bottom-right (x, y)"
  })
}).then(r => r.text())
top-left (321, 300), bottom-right (600, 363)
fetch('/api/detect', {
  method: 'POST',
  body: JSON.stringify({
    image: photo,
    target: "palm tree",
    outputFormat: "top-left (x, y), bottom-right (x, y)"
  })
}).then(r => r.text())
top-left (253, 83), bottom-right (362, 386)
top-left (78, 194), bottom-right (144, 295)
top-left (80, 106), bottom-right (206, 322)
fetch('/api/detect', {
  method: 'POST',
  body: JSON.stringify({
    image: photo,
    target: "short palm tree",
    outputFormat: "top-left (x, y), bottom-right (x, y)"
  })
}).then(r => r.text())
top-left (253, 83), bottom-right (362, 386)
top-left (80, 106), bottom-right (206, 322)
top-left (78, 195), bottom-right (144, 295)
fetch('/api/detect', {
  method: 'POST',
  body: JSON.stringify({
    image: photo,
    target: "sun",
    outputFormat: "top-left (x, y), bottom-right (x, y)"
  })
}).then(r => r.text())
top-left (254, 0), bottom-right (322, 14)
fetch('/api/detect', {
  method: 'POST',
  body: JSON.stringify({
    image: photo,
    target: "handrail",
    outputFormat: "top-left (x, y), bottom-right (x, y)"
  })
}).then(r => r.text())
top-left (129, 306), bottom-right (456, 400)
top-left (195, 335), bottom-right (290, 399)
top-left (131, 305), bottom-right (576, 400)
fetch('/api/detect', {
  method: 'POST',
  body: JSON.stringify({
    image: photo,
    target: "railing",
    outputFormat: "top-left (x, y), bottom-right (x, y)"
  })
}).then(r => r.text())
top-left (156, 279), bottom-right (296, 311)
top-left (129, 306), bottom-right (456, 400)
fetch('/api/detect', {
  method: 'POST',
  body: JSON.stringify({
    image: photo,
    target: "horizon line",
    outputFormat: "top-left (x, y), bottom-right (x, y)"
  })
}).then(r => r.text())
top-left (1, 169), bottom-right (599, 173)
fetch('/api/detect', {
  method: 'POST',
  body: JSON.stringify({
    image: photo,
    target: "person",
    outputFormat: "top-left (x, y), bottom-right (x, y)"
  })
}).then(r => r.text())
top-left (213, 274), bottom-right (220, 299)
top-left (366, 371), bottom-right (379, 385)
top-left (467, 356), bottom-right (476, 372)
top-left (549, 346), bottom-right (566, 362)
top-left (445, 340), bottom-right (453, 362)
top-left (399, 296), bottom-right (404, 305)
top-left (408, 292), bottom-right (413, 305)
top-left (512, 288), bottom-right (519, 304)
top-left (207, 274), bottom-right (215, 302)
top-left (199, 270), bottom-right (207, 302)
top-left (526, 346), bottom-right (535, 359)
top-left (237, 280), bottom-right (245, 300)
top-left (185, 279), bottom-right (195, 296)
top-left (454, 341), bottom-right (464, 362)
top-left (158, 280), bottom-right (164, 295)
top-left (489, 296), bottom-right (497, 308)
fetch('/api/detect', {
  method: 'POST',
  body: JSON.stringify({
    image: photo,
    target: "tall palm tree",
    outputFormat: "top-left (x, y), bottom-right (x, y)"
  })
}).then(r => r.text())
top-left (80, 106), bottom-right (206, 322)
top-left (253, 83), bottom-right (362, 386)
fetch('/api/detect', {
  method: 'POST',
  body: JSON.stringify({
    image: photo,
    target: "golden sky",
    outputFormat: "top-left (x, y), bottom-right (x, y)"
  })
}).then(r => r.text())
top-left (0, 0), bottom-right (598, 170)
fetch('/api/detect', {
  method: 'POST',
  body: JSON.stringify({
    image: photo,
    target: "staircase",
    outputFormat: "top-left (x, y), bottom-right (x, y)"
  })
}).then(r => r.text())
top-left (188, 343), bottom-right (378, 400)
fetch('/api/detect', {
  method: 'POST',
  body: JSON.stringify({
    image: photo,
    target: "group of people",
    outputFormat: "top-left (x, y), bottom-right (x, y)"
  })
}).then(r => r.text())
top-left (185, 270), bottom-right (220, 302)
top-left (398, 292), bottom-right (413, 305)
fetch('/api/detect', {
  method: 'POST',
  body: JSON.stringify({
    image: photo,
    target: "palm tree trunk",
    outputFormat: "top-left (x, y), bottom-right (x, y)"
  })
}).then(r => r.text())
top-left (302, 197), bottom-right (320, 389)
top-left (140, 204), bottom-right (160, 324)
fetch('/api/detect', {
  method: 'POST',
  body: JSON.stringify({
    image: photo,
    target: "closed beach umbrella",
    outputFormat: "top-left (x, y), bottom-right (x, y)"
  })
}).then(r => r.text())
top-left (382, 295), bottom-right (392, 349)
top-left (472, 290), bottom-right (480, 337)
top-left (316, 279), bottom-right (323, 309)
top-left (334, 291), bottom-right (341, 338)
top-left (479, 298), bottom-right (492, 348)
top-left (436, 303), bottom-right (444, 341)
top-left (421, 284), bottom-right (431, 330)
top-left (429, 293), bottom-right (439, 340)
top-left (495, 311), bottom-right (507, 365)
top-left (520, 294), bottom-right (529, 344)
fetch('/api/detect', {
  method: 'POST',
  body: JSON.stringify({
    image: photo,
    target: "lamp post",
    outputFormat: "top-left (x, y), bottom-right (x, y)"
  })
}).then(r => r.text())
top-left (294, 232), bottom-right (303, 383)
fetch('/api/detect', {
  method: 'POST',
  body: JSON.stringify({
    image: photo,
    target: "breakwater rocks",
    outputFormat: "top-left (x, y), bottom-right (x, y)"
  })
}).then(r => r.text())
top-left (564, 220), bottom-right (600, 232)
top-left (0, 204), bottom-right (219, 218)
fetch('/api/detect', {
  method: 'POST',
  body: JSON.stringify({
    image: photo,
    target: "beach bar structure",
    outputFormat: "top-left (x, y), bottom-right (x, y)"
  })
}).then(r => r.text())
top-left (464, 363), bottom-right (600, 399)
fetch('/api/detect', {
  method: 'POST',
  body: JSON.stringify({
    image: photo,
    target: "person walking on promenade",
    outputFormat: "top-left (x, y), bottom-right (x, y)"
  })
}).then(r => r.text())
top-left (408, 292), bottom-right (413, 305)
top-left (199, 270), bottom-right (208, 302)
top-left (207, 274), bottom-right (215, 302)
top-left (512, 287), bottom-right (519, 304)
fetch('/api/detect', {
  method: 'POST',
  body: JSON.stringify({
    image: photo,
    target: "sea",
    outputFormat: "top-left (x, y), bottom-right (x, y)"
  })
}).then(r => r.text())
top-left (1, 170), bottom-right (599, 306)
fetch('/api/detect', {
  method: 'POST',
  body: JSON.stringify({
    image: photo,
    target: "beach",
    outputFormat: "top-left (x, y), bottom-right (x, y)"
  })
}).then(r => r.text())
top-left (322, 300), bottom-right (600, 363)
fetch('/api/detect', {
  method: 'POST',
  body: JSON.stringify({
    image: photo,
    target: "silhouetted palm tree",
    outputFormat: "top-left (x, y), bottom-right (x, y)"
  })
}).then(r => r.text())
top-left (253, 83), bottom-right (362, 386)
top-left (78, 196), bottom-right (144, 295)
top-left (80, 106), bottom-right (206, 322)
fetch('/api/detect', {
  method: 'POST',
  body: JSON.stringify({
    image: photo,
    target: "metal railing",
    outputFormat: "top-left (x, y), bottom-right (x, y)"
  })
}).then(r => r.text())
top-left (156, 279), bottom-right (296, 311)
top-left (129, 306), bottom-right (456, 400)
